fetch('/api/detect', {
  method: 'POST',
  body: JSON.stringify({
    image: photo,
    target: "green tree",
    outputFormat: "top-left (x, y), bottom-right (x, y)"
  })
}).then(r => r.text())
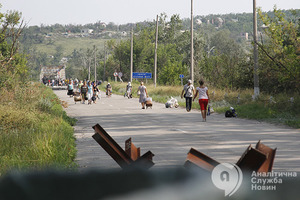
top-left (258, 7), bottom-right (300, 92)
top-left (0, 5), bottom-right (28, 87)
top-left (157, 44), bottom-right (187, 85)
top-left (198, 30), bottom-right (248, 89)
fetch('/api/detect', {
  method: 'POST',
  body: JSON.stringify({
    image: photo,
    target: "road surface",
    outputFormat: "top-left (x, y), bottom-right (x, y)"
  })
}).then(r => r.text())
top-left (54, 90), bottom-right (300, 172)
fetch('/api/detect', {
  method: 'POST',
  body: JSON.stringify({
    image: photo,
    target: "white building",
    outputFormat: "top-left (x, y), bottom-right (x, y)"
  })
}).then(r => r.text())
top-left (81, 29), bottom-right (94, 35)
top-left (196, 19), bottom-right (202, 25)
top-left (240, 32), bottom-right (249, 40)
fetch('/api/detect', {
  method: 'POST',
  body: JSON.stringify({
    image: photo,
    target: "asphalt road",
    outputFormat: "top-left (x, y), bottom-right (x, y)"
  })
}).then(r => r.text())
top-left (54, 90), bottom-right (300, 172)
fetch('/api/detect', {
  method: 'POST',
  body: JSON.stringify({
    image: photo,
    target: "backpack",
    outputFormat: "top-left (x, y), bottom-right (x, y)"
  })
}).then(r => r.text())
top-left (225, 110), bottom-right (233, 118)
top-left (184, 86), bottom-right (191, 98)
top-left (165, 102), bottom-right (171, 108)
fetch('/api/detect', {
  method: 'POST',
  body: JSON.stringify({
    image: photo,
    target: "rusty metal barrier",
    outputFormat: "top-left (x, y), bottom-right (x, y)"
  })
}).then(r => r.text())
top-left (92, 124), bottom-right (154, 169)
top-left (236, 145), bottom-right (267, 172)
top-left (184, 141), bottom-right (276, 174)
top-left (125, 138), bottom-right (141, 161)
top-left (255, 140), bottom-right (277, 172)
top-left (184, 148), bottom-right (220, 172)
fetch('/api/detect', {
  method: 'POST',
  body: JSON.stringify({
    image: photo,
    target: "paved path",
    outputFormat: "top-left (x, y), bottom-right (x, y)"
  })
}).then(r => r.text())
top-left (54, 90), bottom-right (300, 172)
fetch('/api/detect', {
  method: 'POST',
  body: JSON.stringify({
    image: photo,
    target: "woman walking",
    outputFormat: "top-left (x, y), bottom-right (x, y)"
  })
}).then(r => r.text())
top-left (137, 81), bottom-right (148, 109)
top-left (87, 81), bottom-right (93, 105)
top-left (126, 82), bottom-right (132, 99)
top-left (67, 80), bottom-right (74, 97)
top-left (81, 81), bottom-right (88, 104)
top-left (181, 80), bottom-right (195, 112)
top-left (193, 80), bottom-right (210, 122)
top-left (92, 82), bottom-right (99, 103)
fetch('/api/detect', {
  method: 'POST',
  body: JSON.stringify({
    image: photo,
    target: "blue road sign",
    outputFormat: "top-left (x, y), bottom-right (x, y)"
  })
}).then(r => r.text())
top-left (179, 74), bottom-right (184, 78)
top-left (132, 72), bottom-right (152, 79)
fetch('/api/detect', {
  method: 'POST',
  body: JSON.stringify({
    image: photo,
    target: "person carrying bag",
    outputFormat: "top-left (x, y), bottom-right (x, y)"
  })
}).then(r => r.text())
top-left (181, 80), bottom-right (195, 112)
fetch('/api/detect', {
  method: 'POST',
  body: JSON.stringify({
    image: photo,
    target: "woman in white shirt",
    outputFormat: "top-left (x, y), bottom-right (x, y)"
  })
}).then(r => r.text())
top-left (193, 80), bottom-right (210, 121)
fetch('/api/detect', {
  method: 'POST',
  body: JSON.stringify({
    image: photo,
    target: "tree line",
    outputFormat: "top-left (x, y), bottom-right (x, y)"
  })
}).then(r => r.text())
top-left (2, 4), bottom-right (299, 94)
top-left (101, 9), bottom-right (299, 93)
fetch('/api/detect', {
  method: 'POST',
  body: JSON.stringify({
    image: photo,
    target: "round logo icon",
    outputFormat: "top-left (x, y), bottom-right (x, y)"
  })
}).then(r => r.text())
top-left (211, 163), bottom-right (243, 196)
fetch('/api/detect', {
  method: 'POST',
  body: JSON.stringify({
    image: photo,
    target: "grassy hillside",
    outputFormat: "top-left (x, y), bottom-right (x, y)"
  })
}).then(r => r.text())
top-left (0, 83), bottom-right (77, 175)
top-left (33, 36), bottom-right (110, 56)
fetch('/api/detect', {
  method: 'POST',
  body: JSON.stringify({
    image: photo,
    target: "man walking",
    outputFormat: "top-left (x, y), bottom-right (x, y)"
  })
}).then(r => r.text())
top-left (181, 80), bottom-right (195, 112)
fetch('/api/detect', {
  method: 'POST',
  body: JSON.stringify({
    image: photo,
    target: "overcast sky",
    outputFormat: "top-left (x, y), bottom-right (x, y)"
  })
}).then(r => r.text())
top-left (1, 0), bottom-right (300, 26)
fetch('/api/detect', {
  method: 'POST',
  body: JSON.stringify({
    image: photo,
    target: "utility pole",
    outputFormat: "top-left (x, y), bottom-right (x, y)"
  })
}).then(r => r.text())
top-left (88, 57), bottom-right (91, 81)
top-left (154, 15), bottom-right (159, 88)
top-left (94, 45), bottom-right (97, 82)
top-left (103, 43), bottom-right (106, 82)
top-left (253, 0), bottom-right (260, 97)
top-left (190, 0), bottom-right (194, 84)
top-left (130, 26), bottom-right (133, 82)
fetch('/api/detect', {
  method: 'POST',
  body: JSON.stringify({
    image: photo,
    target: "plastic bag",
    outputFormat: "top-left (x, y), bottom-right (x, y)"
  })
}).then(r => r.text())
top-left (165, 97), bottom-right (179, 108)
top-left (145, 97), bottom-right (152, 102)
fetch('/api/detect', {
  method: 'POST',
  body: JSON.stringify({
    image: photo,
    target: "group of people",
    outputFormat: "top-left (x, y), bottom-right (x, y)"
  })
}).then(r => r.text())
top-left (43, 78), bottom-right (65, 87)
top-left (181, 79), bottom-right (210, 122)
top-left (67, 80), bottom-right (100, 105)
top-left (67, 78), bottom-right (209, 116)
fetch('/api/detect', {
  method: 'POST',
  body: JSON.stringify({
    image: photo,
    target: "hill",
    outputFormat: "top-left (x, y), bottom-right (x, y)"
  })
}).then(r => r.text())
top-left (20, 9), bottom-right (299, 85)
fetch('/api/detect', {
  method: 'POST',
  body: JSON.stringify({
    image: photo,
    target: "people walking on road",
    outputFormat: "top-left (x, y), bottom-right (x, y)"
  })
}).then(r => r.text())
top-left (67, 80), bottom-right (74, 97)
top-left (126, 82), bottom-right (132, 99)
top-left (87, 81), bottom-right (93, 105)
top-left (137, 81), bottom-right (148, 109)
top-left (181, 79), bottom-right (195, 112)
top-left (92, 82), bottom-right (99, 103)
top-left (193, 80), bottom-right (210, 122)
top-left (106, 83), bottom-right (112, 97)
top-left (81, 81), bottom-right (88, 104)
top-left (78, 80), bottom-right (83, 93)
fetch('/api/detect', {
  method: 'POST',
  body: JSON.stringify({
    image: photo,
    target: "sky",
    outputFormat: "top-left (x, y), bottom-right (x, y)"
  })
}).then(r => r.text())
top-left (1, 0), bottom-right (300, 26)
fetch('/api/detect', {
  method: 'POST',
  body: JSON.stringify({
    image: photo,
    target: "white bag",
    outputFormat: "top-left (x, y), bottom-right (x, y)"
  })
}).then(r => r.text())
top-left (145, 97), bottom-right (152, 102)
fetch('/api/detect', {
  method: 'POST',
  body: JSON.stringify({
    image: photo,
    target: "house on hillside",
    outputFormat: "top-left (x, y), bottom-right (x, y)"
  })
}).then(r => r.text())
top-left (196, 19), bottom-right (202, 26)
top-left (121, 31), bottom-right (127, 37)
top-left (81, 29), bottom-right (94, 35)
top-left (100, 22), bottom-right (107, 28)
top-left (216, 17), bottom-right (224, 28)
top-left (240, 32), bottom-right (249, 40)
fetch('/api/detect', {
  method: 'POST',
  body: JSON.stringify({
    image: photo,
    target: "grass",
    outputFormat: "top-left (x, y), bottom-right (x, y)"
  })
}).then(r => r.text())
top-left (34, 36), bottom-right (109, 56)
top-left (100, 81), bottom-right (300, 129)
top-left (0, 83), bottom-right (77, 175)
